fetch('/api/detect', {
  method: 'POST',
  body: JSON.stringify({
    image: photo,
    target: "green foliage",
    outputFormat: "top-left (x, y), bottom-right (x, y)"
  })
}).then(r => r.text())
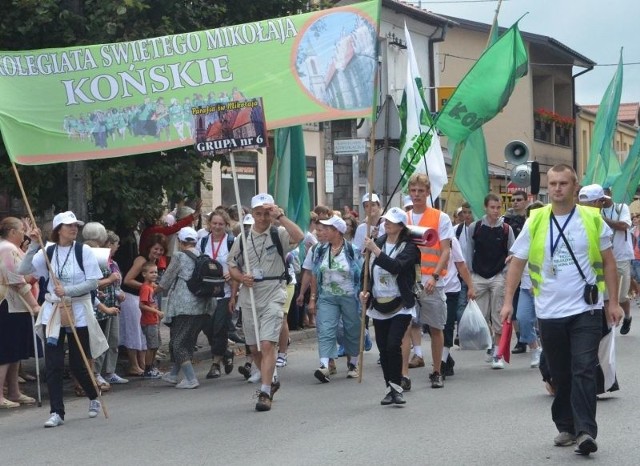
top-left (0, 0), bottom-right (312, 228)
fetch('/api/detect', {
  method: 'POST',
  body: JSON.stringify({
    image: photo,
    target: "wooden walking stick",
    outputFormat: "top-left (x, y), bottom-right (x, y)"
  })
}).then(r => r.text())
top-left (11, 162), bottom-right (109, 419)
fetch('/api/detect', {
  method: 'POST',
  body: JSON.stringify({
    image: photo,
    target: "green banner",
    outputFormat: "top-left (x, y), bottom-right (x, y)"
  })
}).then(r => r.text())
top-left (436, 22), bottom-right (528, 142)
top-left (0, 1), bottom-right (379, 165)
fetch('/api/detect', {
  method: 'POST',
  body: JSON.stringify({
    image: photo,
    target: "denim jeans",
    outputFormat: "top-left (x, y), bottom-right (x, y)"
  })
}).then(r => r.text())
top-left (373, 314), bottom-right (412, 386)
top-left (538, 309), bottom-right (603, 438)
top-left (316, 294), bottom-right (361, 359)
top-left (516, 289), bottom-right (537, 344)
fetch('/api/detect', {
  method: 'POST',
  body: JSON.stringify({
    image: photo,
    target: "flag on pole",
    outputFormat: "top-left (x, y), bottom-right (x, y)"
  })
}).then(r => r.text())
top-left (436, 22), bottom-right (528, 142)
top-left (582, 50), bottom-right (624, 187)
top-left (269, 126), bottom-right (311, 232)
top-left (399, 23), bottom-right (448, 200)
top-left (449, 130), bottom-right (489, 219)
top-left (611, 134), bottom-right (640, 204)
top-left (446, 17), bottom-right (501, 219)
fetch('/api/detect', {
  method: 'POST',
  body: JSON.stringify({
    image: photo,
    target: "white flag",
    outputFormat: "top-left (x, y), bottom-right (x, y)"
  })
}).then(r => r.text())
top-left (399, 23), bottom-right (448, 203)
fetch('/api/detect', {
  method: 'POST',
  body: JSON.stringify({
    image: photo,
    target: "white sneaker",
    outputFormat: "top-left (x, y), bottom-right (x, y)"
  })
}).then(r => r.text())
top-left (175, 378), bottom-right (199, 389)
top-left (105, 373), bottom-right (129, 384)
top-left (95, 374), bottom-right (108, 386)
top-left (491, 357), bottom-right (505, 370)
top-left (162, 373), bottom-right (179, 385)
top-left (276, 354), bottom-right (287, 367)
top-left (89, 399), bottom-right (101, 418)
top-left (247, 369), bottom-right (262, 383)
top-left (530, 348), bottom-right (542, 368)
top-left (44, 413), bottom-right (64, 428)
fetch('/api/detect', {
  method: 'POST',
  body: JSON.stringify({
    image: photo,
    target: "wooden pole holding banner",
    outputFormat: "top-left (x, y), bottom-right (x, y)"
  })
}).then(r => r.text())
top-left (229, 150), bottom-right (262, 351)
top-left (10, 162), bottom-right (109, 419)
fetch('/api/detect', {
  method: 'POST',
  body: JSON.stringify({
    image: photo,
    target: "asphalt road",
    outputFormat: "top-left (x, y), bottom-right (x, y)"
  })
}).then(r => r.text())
top-left (1, 322), bottom-right (638, 465)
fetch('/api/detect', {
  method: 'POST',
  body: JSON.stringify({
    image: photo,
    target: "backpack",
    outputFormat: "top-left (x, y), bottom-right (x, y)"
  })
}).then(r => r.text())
top-left (46, 241), bottom-right (85, 273)
top-left (238, 226), bottom-right (291, 284)
top-left (183, 250), bottom-right (226, 298)
top-left (471, 220), bottom-right (509, 251)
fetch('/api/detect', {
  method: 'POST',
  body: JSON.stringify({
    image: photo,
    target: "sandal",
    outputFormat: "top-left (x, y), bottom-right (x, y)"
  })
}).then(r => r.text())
top-left (9, 394), bottom-right (36, 405)
top-left (74, 386), bottom-right (86, 397)
top-left (0, 399), bottom-right (20, 409)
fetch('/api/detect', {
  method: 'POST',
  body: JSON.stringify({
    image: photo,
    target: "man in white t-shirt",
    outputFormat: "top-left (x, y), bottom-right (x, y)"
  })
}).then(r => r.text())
top-left (601, 187), bottom-right (634, 334)
top-left (500, 164), bottom-right (623, 456)
top-left (353, 193), bottom-right (385, 251)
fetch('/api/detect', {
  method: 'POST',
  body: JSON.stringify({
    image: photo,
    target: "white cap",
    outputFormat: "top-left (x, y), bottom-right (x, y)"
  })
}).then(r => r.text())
top-left (579, 184), bottom-right (610, 202)
top-left (177, 227), bottom-right (198, 243)
top-left (382, 207), bottom-right (407, 225)
top-left (319, 215), bottom-right (347, 234)
top-left (455, 207), bottom-right (463, 216)
top-left (53, 211), bottom-right (84, 230)
top-left (251, 193), bottom-right (275, 209)
top-left (403, 195), bottom-right (413, 208)
top-left (361, 192), bottom-right (380, 205)
top-left (243, 214), bottom-right (255, 225)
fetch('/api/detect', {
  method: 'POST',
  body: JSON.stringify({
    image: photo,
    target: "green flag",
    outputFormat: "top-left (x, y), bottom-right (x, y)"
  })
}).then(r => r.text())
top-left (610, 134), bottom-right (640, 204)
top-left (583, 50), bottom-right (624, 187)
top-left (450, 129), bottom-right (489, 219)
top-left (269, 126), bottom-right (310, 232)
top-left (446, 17), bottom-right (500, 218)
top-left (437, 22), bottom-right (528, 141)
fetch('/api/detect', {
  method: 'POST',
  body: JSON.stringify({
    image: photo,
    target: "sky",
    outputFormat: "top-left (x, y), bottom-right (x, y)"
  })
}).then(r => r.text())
top-left (412, 0), bottom-right (640, 105)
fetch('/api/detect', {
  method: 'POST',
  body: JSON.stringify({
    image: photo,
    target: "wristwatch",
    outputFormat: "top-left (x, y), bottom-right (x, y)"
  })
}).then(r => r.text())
top-left (432, 273), bottom-right (440, 281)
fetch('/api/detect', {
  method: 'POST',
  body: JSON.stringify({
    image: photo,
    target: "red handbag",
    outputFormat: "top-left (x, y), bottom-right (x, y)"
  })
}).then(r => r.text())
top-left (496, 320), bottom-right (513, 363)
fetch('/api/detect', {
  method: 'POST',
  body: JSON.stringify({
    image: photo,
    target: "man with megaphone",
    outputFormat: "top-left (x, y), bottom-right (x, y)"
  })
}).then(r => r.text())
top-left (403, 173), bottom-right (454, 389)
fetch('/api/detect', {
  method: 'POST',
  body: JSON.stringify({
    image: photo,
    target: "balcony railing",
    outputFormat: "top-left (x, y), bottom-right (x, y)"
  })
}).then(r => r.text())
top-left (534, 113), bottom-right (573, 147)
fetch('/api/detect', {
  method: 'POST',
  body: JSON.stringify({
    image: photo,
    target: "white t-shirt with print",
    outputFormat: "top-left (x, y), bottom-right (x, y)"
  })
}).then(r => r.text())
top-left (602, 204), bottom-right (634, 261)
top-left (32, 243), bottom-right (103, 327)
top-left (510, 211), bottom-right (612, 319)
top-left (367, 241), bottom-right (415, 320)
top-left (317, 248), bottom-right (353, 296)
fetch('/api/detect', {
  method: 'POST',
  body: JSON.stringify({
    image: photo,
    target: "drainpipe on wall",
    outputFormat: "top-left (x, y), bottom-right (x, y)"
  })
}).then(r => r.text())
top-left (572, 65), bottom-right (594, 172)
top-left (427, 24), bottom-right (448, 113)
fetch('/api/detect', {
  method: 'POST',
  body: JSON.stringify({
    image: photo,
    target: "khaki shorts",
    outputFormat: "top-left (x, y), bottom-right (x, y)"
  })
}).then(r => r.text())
top-left (141, 324), bottom-right (160, 349)
top-left (283, 283), bottom-right (295, 315)
top-left (604, 260), bottom-right (631, 303)
top-left (241, 298), bottom-right (285, 345)
top-left (415, 287), bottom-right (447, 330)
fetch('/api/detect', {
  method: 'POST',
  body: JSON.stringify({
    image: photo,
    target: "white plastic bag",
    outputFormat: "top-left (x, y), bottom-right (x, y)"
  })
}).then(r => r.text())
top-left (458, 299), bottom-right (492, 350)
top-left (598, 327), bottom-right (617, 392)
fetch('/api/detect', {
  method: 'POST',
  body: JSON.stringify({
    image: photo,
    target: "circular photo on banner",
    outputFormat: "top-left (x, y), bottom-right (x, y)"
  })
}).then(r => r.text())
top-left (293, 10), bottom-right (377, 111)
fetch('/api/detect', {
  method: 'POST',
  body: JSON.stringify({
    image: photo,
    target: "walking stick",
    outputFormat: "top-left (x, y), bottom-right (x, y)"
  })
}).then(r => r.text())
top-left (229, 150), bottom-right (261, 351)
top-left (10, 162), bottom-right (109, 419)
top-left (18, 294), bottom-right (42, 407)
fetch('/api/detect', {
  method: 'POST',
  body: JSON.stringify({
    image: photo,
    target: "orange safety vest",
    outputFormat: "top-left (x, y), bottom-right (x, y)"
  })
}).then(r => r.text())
top-left (407, 208), bottom-right (447, 277)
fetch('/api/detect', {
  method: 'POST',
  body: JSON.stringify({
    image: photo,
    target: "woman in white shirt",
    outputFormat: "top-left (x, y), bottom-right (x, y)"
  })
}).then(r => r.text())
top-left (19, 211), bottom-right (107, 428)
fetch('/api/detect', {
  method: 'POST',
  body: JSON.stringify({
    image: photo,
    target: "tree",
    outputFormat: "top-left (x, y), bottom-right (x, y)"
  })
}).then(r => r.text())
top-left (0, 0), bottom-right (316, 232)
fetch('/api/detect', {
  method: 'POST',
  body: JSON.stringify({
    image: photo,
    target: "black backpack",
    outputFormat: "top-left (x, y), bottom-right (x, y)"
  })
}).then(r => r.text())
top-left (183, 250), bottom-right (225, 298)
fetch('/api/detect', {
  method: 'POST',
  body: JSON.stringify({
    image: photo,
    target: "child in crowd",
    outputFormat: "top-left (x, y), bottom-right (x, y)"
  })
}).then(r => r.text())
top-left (139, 261), bottom-right (163, 378)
